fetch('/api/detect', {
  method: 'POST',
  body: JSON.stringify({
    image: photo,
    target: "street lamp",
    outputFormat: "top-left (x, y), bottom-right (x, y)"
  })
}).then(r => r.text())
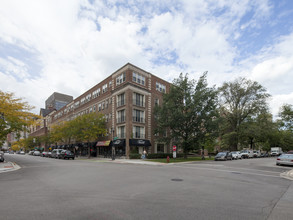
top-left (112, 128), bottom-right (115, 160)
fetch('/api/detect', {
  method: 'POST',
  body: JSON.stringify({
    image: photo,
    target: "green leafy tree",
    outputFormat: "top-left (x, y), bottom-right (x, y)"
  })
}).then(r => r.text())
top-left (218, 78), bottom-right (271, 150)
top-left (279, 104), bottom-right (293, 132)
top-left (154, 72), bottom-right (219, 158)
top-left (0, 90), bottom-right (38, 144)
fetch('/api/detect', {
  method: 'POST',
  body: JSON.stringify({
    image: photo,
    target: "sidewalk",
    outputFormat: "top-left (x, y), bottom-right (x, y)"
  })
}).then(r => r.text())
top-left (75, 156), bottom-right (167, 165)
top-left (0, 161), bottom-right (21, 173)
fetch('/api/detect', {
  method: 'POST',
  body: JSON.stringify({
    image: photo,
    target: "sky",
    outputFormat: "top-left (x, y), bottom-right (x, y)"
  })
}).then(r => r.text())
top-left (0, 0), bottom-right (293, 118)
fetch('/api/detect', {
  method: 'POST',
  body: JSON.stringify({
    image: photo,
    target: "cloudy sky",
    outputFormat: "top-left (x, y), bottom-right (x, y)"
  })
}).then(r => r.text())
top-left (0, 0), bottom-right (292, 117)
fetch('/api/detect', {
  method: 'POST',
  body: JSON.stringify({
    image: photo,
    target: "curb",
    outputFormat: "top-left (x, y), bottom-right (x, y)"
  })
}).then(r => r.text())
top-left (280, 169), bottom-right (293, 181)
top-left (0, 162), bottom-right (21, 173)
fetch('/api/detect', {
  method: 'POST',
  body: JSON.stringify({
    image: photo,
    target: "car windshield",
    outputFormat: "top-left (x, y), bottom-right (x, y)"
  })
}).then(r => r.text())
top-left (217, 153), bottom-right (226, 156)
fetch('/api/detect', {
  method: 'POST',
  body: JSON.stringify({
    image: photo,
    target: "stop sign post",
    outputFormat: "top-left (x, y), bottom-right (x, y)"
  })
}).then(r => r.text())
top-left (173, 145), bottom-right (176, 159)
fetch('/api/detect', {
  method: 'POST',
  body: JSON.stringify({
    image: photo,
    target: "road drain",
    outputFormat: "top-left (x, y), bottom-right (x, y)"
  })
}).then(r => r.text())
top-left (171, 178), bottom-right (183, 181)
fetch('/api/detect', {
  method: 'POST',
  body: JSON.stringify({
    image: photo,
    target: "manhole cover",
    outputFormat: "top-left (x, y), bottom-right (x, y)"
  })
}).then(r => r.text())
top-left (171, 178), bottom-right (183, 182)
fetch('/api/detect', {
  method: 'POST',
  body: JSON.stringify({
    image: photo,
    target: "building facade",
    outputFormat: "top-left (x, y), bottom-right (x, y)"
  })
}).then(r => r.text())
top-left (44, 63), bottom-right (171, 158)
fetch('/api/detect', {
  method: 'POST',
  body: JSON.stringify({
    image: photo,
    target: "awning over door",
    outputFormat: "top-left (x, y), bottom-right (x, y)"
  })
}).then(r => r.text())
top-left (96, 140), bottom-right (112, 147)
top-left (129, 139), bottom-right (151, 147)
top-left (113, 139), bottom-right (126, 147)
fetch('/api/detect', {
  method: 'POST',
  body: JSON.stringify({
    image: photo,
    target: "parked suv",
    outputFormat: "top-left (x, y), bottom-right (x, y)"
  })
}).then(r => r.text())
top-left (60, 150), bottom-right (75, 160)
top-left (51, 149), bottom-right (63, 159)
top-left (214, 152), bottom-right (232, 161)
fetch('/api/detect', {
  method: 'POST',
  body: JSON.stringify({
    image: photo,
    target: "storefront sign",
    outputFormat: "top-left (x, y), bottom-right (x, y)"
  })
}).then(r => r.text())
top-left (96, 140), bottom-right (111, 146)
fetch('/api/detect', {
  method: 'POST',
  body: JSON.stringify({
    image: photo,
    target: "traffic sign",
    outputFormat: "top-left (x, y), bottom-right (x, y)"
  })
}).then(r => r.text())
top-left (173, 145), bottom-right (177, 151)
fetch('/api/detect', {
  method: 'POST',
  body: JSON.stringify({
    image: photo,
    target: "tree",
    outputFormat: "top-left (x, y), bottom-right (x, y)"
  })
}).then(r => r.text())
top-left (218, 78), bottom-right (271, 150)
top-left (0, 90), bottom-right (38, 144)
top-left (154, 72), bottom-right (219, 158)
top-left (279, 104), bottom-right (293, 132)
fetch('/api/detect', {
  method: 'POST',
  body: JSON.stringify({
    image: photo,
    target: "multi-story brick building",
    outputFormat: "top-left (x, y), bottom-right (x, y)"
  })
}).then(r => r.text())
top-left (45, 63), bottom-right (171, 158)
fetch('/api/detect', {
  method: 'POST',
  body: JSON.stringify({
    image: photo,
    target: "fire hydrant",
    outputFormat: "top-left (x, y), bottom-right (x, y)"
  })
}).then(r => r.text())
top-left (167, 156), bottom-right (170, 163)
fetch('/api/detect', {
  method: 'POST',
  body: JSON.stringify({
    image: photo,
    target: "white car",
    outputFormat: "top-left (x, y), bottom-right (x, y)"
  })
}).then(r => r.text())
top-left (276, 154), bottom-right (293, 166)
top-left (231, 151), bottom-right (241, 160)
top-left (33, 151), bottom-right (41, 156)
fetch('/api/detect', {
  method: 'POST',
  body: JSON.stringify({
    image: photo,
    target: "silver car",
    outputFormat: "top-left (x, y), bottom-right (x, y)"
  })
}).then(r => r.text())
top-left (276, 154), bottom-right (293, 166)
top-left (33, 150), bottom-right (41, 156)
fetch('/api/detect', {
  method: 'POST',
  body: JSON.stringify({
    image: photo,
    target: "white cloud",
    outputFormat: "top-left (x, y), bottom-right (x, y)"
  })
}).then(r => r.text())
top-left (0, 0), bottom-right (292, 118)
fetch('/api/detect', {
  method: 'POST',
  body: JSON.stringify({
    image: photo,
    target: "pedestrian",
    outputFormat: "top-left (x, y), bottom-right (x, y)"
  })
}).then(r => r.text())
top-left (142, 149), bottom-right (147, 159)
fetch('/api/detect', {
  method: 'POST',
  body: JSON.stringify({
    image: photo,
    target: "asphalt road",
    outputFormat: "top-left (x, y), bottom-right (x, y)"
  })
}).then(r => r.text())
top-left (0, 155), bottom-right (292, 220)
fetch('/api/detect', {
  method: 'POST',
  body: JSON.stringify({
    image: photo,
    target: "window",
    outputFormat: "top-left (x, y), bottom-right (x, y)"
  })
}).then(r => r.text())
top-left (98, 103), bottom-right (102, 111)
top-left (117, 93), bottom-right (125, 107)
top-left (102, 102), bottom-right (105, 110)
top-left (133, 92), bottom-right (144, 107)
top-left (117, 109), bottom-right (125, 123)
top-left (86, 94), bottom-right (91, 102)
top-left (156, 82), bottom-right (166, 93)
top-left (133, 72), bottom-right (145, 85)
top-left (102, 84), bottom-right (108, 93)
top-left (92, 88), bottom-right (100, 98)
top-left (106, 100), bottom-right (108, 108)
top-left (109, 81), bottom-right (112, 89)
top-left (133, 109), bottom-right (144, 123)
top-left (74, 101), bottom-right (80, 108)
top-left (117, 126), bottom-right (125, 138)
top-left (81, 97), bottom-right (86, 105)
top-left (133, 126), bottom-right (145, 139)
top-left (157, 144), bottom-right (165, 153)
top-left (93, 105), bottom-right (96, 112)
top-left (116, 72), bottom-right (126, 85)
top-left (89, 107), bottom-right (93, 113)
top-left (155, 98), bottom-right (159, 106)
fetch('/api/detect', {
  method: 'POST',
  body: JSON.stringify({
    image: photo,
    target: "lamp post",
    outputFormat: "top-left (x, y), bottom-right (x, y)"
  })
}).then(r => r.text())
top-left (112, 128), bottom-right (115, 160)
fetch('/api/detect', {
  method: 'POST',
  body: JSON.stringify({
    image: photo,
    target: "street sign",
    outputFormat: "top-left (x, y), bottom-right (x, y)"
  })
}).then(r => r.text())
top-left (173, 145), bottom-right (176, 151)
top-left (173, 151), bottom-right (176, 159)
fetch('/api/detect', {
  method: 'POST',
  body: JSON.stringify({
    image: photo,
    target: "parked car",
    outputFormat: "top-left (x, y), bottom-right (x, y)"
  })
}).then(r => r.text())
top-left (33, 151), bottom-right (41, 156)
top-left (286, 150), bottom-right (293, 154)
top-left (20, 151), bottom-right (25, 155)
top-left (51, 149), bottom-right (63, 159)
top-left (215, 152), bottom-right (233, 161)
top-left (9, 151), bottom-right (14, 154)
top-left (253, 150), bottom-right (261, 158)
top-left (28, 151), bottom-right (34, 155)
top-left (0, 151), bottom-right (4, 162)
top-left (60, 150), bottom-right (75, 160)
top-left (231, 151), bottom-right (241, 160)
top-left (240, 150), bottom-right (254, 159)
top-left (276, 154), bottom-right (293, 166)
top-left (47, 152), bottom-right (52, 158)
top-left (41, 151), bottom-right (48, 157)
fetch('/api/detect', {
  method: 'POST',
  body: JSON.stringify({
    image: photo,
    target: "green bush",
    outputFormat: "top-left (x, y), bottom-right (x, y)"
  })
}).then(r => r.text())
top-left (146, 153), bottom-right (184, 159)
top-left (129, 153), bottom-right (141, 159)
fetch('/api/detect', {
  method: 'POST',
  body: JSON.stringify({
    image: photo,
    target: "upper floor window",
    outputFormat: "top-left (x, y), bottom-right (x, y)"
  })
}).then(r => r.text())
top-left (86, 94), bottom-right (91, 102)
top-left (133, 109), bottom-right (145, 123)
top-left (109, 81), bottom-right (112, 89)
top-left (117, 126), bottom-right (125, 139)
top-left (92, 88), bottom-right (100, 98)
top-left (156, 82), bottom-right (166, 93)
top-left (133, 72), bottom-right (145, 86)
top-left (133, 92), bottom-right (144, 107)
top-left (133, 126), bottom-right (145, 139)
top-left (74, 101), bottom-right (80, 108)
top-left (117, 93), bottom-right (125, 107)
top-left (102, 84), bottom-right (108, 93)
top-left (117, 109), bottom-right (126, 123)
top-left (116, 72), bottom-right (126, 85)
top-left (81, 97), bottom-right (86, 105)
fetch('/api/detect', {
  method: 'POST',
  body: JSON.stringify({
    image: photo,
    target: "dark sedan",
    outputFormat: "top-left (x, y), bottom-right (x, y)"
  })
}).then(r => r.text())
top-left (215, 152), bottom-right (233, 161)
top-left (60, 150), bottom-right (75, 160)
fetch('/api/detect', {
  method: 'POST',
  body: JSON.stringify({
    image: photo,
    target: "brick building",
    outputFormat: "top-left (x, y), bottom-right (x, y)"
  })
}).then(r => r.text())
top-left (45, 63), bottom-right (171, 158)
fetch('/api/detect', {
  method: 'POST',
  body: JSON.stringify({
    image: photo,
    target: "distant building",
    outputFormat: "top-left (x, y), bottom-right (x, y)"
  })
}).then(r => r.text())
top-left (45, 92), bottom-right (73, 111)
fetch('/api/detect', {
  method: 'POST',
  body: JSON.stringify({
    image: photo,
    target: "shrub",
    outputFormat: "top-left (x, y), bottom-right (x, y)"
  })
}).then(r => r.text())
top-left (129, 154), bottom-right (141, 159)
top-left (146, 153), bottom-right (184, 159)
